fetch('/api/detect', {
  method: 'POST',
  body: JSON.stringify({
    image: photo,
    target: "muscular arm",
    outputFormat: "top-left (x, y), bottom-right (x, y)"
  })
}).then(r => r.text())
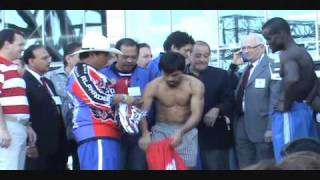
top-left (280, 59), bottom-right (300, 110)
top-left (179, 79), bottom-right (205, 134)
top-left (139, 81), bottom-right (157, 135)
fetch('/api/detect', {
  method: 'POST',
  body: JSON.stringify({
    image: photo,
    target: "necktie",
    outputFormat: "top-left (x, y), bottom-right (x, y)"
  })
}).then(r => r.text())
top-left (40, 77), bottom-right (62, 115)
top-left (236, 64), bottom-right (253, 114)
top-left (40, 77), bottom-right (53, 96)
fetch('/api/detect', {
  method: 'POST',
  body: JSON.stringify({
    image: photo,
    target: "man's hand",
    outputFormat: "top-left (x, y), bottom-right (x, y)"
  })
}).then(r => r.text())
top-left (233, 50), bottom-right (244, 65)
top-left (275, 100), bottom-right (290, 112)
top-left (171, 130), bottom-right (183, 148)
top-left (0, 128), bottom-right (11, 148)
top-left (264, 130), bottom-right (272, 143)
top-left (26, 145), bottom-right (39, 159)
top-left (203, 108), bottom-right (220, 127)
top-left (138, 131), bottom-right (151, 151)
top-left (27, 126), bottom-right (37, 147)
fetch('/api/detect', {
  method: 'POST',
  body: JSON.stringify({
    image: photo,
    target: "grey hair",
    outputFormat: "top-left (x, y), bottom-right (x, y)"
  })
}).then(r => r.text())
top-left (193, 40), bottom-right (211, 52)
top-left (241, 33), bottom-right (266, 46)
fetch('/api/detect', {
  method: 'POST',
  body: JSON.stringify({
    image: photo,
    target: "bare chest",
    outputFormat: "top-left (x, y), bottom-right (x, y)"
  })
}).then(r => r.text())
top-left (155, 84), bottom-right (191, 107)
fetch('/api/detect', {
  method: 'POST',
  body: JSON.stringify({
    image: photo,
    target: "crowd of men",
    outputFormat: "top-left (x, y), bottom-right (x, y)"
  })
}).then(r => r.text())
top-left (0, 17), bottom-right (320, 170)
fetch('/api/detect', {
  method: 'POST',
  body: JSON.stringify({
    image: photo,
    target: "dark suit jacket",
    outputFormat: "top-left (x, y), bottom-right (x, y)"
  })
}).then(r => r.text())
top-left (186, 66), bottom-right (234, 150)
top-left (23, 70), bottom-right (66, 156)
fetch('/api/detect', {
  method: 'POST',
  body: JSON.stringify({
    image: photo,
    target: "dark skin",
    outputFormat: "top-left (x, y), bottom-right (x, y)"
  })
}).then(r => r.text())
top-left (262, 27), bottom-right (315, 112)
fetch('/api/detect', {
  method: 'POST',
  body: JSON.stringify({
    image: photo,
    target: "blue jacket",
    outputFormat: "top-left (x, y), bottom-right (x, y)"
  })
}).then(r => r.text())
top-left (100, 63), bottom-right (150, 142)
top-left (147, 53), bottom-right (163, 82)
top-left (100, 63), bottom-right (150, 95)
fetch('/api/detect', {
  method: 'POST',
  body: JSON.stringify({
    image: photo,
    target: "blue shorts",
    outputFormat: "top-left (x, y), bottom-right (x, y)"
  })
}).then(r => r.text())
top-left (78, 138), bottom-right (121, 170)
top-left (272, 102), bottom-right (318, 162)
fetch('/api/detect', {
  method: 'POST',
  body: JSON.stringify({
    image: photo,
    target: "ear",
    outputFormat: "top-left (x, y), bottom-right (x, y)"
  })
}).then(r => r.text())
top-left (28, 58), bottom-right (35, 67)
top-left (65, 55), bottom-right (71, 64)
top-left (171, 44), bottom-right (178, 52)
top-left (3, 41), bottom-right (11, 49)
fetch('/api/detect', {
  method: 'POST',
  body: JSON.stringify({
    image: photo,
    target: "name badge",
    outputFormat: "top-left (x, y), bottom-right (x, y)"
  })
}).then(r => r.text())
top-left (128, 87), bottom-right (141, 97)
top-left (53, 96), bottom-right (62, 105)
top-left (255, 78), bottom-right (266, 88)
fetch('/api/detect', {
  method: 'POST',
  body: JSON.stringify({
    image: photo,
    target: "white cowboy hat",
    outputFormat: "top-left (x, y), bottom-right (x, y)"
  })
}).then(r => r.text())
top-left (71, 32), bottom-right (123, 55)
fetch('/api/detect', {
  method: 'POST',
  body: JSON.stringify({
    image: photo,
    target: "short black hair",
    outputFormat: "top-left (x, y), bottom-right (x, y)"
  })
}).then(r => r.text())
top-left (163, 31), bottom-right (195, 52)
top-left (138, 43), bottom-right (151, 50)
top-left (22, 44), bottom-right (44, 65)
top-left (281, 138), bottom-right (320, 157)
top-left (115, 38), bottom-right (139, 54)
top-left (262, 17), bottom-right (291, 35)
top-left (0, 29), bottom-right (24, 49)
top-left (63, 42), bottom-right (82, 66)
top-left (194, 40), bottom-right (211, 52)
top-left (159, 52), bottom-right (185, 74)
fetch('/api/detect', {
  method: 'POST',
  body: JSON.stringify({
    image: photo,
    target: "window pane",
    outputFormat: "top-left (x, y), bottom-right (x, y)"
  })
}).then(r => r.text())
top-left (209, 49), bottom-right (219, 68)
top-left (0, 10), bottom-right (3, 29)
top-left (218, 10), bottom-right (266, 69)
top-left (267, 10), bottom-right (317, 61)
top-left (85, 10), bottom-right (106, 35)
top-left (4, 10), bottom-right (43, 49)
top-left (44, 10), bottom-right (84, 62)
top-left (125, 10), bottom-right (171, 56)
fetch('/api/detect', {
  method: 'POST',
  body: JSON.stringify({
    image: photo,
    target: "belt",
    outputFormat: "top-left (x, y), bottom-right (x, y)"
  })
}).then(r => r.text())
top-left (5, 116), bottom-right (30, 126)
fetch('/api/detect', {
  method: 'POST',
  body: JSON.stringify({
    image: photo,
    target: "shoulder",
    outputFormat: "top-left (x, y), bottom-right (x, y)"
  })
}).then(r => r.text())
top-left (135, 66), bottom-right (149, 74)
top-left (206, 66), bottom-right (228, 78)
top-left (185, 75), bottom-right (204, 88)
top-left (209, 66), bottom-right (228, 74)
top-left (45, 67), bottom-right (62, 78)
top-left (147, 77), bottom-right (161, 88)
top-left (148, 54), bottom-right (162, 67)
top-left (100, 66), bottom-right (113, 75)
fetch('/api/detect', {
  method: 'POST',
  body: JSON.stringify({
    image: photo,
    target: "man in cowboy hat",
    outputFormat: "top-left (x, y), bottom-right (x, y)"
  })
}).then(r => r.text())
top-left (66, 33), bottom-right (140, 170)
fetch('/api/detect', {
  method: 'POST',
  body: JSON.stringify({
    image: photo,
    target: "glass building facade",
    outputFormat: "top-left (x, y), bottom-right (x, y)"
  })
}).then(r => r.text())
top-left (1, 10), bottom-right (319, 69)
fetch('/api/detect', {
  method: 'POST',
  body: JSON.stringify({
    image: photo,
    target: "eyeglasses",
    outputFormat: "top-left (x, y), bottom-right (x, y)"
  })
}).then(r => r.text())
top-left (241, 44), bottom-right (262, 51)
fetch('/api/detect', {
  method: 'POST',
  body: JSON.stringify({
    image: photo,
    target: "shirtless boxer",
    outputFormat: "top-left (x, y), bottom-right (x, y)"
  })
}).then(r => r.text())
top-left (262, 17), bottom-right (318, 162)
top-left (138, 51), bottom-right (204, 168)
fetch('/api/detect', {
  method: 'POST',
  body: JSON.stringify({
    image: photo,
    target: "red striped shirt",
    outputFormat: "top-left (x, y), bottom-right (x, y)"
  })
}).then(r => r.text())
top-left (0, 56), bottom-right (29, 120)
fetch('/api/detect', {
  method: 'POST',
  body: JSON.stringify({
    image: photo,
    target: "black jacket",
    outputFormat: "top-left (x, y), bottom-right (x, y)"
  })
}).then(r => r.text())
top-left (186, 65), bottom-right (235, 150)
top-left (23, 70), bottom-right (66, 156)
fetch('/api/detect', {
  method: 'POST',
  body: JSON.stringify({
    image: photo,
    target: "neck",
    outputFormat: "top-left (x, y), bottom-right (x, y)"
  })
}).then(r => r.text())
top-left (28, 66), bottom-right (43, 76)
top-left (82, 59), bottom-right (98, 70)
top-left (65, 65), bottom-right (72, 75)
top-left (0, 52), bottom-right (12, 61)
top-left (282, 36), bottom-right (296, 50)
top-left (115, 63), bottom-right (133, 73)
top-left (250, 54), bottom-right (263, 64)
top-left (189, 65), bottom-right (200, 77)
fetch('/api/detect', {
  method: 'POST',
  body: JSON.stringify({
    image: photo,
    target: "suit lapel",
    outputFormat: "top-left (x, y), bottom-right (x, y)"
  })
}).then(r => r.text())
top-left (24, 70), bottom-right (52, 97)
top-left (247, 55), bottom-right (268, 87)
top-left (24, 70), bottom-right (42, 88)
top-left (236, 65), bottom-right (250, 93)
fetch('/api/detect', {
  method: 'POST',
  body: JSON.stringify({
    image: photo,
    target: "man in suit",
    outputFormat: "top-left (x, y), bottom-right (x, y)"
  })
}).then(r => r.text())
top-left (185, 41), bottom-right (234, 170)
top-left (233, 33), bottom-right (281, 169)
top-left (22, 45), bottom-right (67, 170)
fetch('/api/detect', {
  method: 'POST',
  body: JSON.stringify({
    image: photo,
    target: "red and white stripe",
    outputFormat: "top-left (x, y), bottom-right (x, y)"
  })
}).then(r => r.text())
top-left (0, 56), bottom-right (29, 121)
